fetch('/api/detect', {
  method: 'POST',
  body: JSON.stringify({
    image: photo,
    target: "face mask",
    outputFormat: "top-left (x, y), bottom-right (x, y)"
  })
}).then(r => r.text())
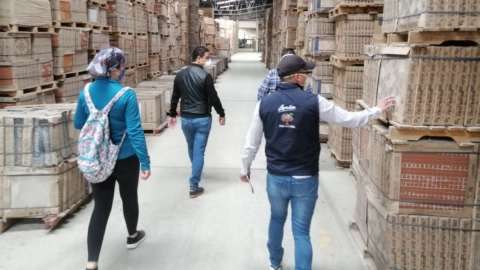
top-left (203, 59), bottom-right (212, 70)
top-left (118, 68), bottom-right (126, 81)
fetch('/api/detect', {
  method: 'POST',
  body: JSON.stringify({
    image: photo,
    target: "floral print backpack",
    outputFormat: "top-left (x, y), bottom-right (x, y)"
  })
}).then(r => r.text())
top-left (78, 83), bottom-right (130, 183)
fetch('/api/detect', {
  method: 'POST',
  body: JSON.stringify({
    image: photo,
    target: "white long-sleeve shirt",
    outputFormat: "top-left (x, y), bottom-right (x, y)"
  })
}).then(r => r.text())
top-left (241, 95), bottom-right (382, 175)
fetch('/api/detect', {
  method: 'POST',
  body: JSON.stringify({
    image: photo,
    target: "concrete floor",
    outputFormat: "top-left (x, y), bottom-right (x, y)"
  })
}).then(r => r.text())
top-left (0, 52), bottom-right (377, 270)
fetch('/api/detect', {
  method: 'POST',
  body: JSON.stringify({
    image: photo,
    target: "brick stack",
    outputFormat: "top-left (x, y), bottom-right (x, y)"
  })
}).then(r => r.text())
top-left (351, 1), bottom-right (480, 269)
top-left (204, 17), bottom-right (216, 54)
top-left (87, 0), bottom-right (111, 63)
top-left (325, 0), bottom-right (383, 166)
top-left (147, 3), bottom-right (161, 78)
top-left (263, 8), bottom-right (274, 69)
top-left (179, 5), bottom-right (189, 65)
top-left (188, 0), bottom-right (200, 60)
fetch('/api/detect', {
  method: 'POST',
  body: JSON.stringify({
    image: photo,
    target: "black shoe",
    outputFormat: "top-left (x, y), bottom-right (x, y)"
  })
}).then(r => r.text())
top-left (127, 230), bottom-right (146, 250)
top-left (189, 187), bottom-right (204, 198)
top-left (86, 268), bottom-right (97, 270)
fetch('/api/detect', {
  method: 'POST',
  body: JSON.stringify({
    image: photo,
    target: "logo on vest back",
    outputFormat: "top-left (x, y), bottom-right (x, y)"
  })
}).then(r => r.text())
top-left (278, 104), bottom-right (296, 113)
top-left (280, 113), bottom-right (295, 128)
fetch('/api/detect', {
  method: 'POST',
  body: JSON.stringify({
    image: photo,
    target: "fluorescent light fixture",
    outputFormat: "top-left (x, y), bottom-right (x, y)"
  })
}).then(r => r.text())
top-left (220, 4), bottom-right (234, 8)
top-left (216, 0), bottom-right (236, 5)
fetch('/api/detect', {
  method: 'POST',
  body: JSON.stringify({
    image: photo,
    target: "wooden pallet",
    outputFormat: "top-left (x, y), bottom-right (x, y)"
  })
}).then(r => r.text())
top-left (148, 10), bottom-right (161, 16)
top-left (43, 194), bottom-right (92, 230)
top-left (125, 65), bottom-right (136, 70)
top-left (0, 24), bottom-right (54, 34)
top-left (136, 32), bottom-right (148, 36)
top-left (148, 30), bottom-right (160, 34)
top-left (308, 11), bottom-right (331, 18)
top-left (87, 24), bottom-right (112, 31)
top-left (329, 1), bottom-right (384, 19)
top-left (147, 71), bottom-right (161, 77)
top-left (149, 52), bottom-right (161, 55)
top-left (53, 21), bottom-right (88, 28)
top-left (327, 142), bottom-right (351, 168)
top-left (136, 62), bottom-right (149, 67)
top-left (0, 81), bottom-right (57, 97)
top-left (387, 30), bottom-right (480, 47)
top-left (111, 31), bottom-right (135, 36)
top-left (87, 0), bottom-right (108, 8)
top-left (127, 0), bottom-right (146, 5)
top-left (1, 194), bottom-right (92, 232)
top-left (143, 120), bottom-right (168, 136)
top-left (357, 100), bottom-right (480, 143)
top-left (330, 55), bottom-right (364, 69)
top-left (54, 70), bottom-right (90, 81)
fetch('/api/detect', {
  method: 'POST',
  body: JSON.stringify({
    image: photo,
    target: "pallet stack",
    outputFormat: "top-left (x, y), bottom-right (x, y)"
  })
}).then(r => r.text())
top-left (215, 18), bottom-right (238, 62)
top-left (147, 3), bottom-right (161, 78)
top-left (0, 0), bottom-right (57, 108)
top-left (179, 5), bottom-right (189, 66)
top-left (87, 0), bottom-right (111, 63)
top-left (0, 105), bottom-right (89, 231)
top-left (204, 17), bottom-right (216, 54)
top-left (324, 0), bottom-right (383, 167)
top-left (188, 0), bottom-right (200, 61)
top-left (352, 1), bottom-right (480, 270)
top-left (263, 8), bottom-right (274, 68)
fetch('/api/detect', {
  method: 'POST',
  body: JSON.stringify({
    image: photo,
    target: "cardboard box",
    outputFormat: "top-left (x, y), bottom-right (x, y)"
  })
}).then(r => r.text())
top-left (148, 54), bottom-right (160, 75)
top-left (135, 35), bottom-right (148, 66)
top-left (110, 34), bottom-right (136, 67)
top-left (134, 4), bottom-right (148, 34)
top-left (88, 30), bottom-right (109, 51)
top-left (148, 34), bottom-right (161, 54)
top-left (364, 45), bottom-right (480, 127)
top-left (0, 33), bottom-right (32, 62)
top-left (55, 73), bottom-right (92, 103)
top-left (135, 65), bottom-right (148, 84)
top-left (148, 12), bottom-right (159, 33)
top-left (106, 0), bottom-right (135, 33)
top-left (33, 34), bottom-right (53, 62)
top-left (53, 50), bottom-right (88, 75)
top-left (135, 89), bottom-right (167, 129)
top-left (123, 68), bottom-right (136, 88)
top-left (0, 60), bottom-right (53, 91)
top-left (51, 0), bottom-right (88, 23)
top-left (0, 0), bottom-right (52, 27)
top-left (1, 158), bottom-right (86, 219)
top-left (355, 123), bottom-right (479, 219)
top-left (333, 66), bottom-right (363, 111)
top-left (336, 14), bottom-right (383, 59)
top-left (383, 0), bottom-right (480, 33)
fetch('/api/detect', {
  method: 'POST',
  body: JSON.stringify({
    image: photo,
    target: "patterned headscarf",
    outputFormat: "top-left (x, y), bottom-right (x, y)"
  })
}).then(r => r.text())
top-left (86, 47), bottom-right (126, 77)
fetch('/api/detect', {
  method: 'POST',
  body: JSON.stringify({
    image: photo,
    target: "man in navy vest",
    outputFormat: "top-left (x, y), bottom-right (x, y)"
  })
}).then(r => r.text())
top-left (240, 55), bottom-right (395, 270)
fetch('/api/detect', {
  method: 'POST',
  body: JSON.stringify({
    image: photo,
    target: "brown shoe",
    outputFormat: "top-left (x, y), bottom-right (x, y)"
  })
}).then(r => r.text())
top-left (190, 187), bottom-right (204, 198)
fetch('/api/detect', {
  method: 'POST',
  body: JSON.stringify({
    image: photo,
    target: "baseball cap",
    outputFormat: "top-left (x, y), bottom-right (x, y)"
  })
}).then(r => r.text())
top-left (277, 55), bottom-right (316, 77)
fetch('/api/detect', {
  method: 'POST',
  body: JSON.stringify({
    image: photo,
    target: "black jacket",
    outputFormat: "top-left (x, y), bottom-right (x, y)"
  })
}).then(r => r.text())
top-left (170, 64), bottom-right (225, 118)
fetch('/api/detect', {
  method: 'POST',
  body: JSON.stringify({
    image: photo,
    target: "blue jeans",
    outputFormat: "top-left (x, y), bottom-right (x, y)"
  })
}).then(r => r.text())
top-left (267, 173), bottom-right (319, 270)
top-left (181, 117), bottom-right (212, 189)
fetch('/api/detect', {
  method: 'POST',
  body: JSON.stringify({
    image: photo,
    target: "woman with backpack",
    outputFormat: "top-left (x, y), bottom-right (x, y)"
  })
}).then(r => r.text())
top-left (74, 47), bottom-right (151, 270)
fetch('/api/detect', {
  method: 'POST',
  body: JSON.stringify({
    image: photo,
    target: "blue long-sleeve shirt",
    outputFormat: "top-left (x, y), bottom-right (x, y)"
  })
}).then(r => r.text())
top-left (257, 69), bottom-right (313, 101)
top-left (74, 77), bottom-right (151, 171)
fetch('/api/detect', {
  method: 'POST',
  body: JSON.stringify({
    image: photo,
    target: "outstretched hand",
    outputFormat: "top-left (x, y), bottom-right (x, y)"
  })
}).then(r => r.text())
top-left (377, 96), bottom-right (396, 112)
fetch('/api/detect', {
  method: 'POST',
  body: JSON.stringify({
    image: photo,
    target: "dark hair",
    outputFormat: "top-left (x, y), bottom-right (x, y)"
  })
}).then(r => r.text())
top-left (281, 48), bottom-right (295, 57)
top-left (192, 46), bottom-right (209, 62)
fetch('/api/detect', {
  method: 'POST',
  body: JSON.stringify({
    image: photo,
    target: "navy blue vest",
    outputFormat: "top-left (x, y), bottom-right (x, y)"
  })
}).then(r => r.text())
top-left (259, 83), bottom-right (320, 176)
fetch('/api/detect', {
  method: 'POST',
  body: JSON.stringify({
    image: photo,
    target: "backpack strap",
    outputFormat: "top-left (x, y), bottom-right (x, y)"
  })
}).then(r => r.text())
top-left (84, 83), bottom-right (98, 113)
top-left (102, 87), bottom-right (132, 114)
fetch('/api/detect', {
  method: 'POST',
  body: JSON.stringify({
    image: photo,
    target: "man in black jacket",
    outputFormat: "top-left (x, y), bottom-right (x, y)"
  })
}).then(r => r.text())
top-left (169, 46), bottom-right (225, 198)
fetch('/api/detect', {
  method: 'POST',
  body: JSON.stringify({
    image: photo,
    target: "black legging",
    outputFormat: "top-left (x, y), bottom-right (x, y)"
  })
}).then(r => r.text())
top-left (87, 155), bottom-right (140, 262)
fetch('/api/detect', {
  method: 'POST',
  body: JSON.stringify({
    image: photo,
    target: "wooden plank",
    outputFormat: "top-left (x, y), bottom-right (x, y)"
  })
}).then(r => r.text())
top-left (329, 2), bottom-right (383, 20)
top-left (388, 31), bottom-right (480, 46)
top-left (330, 55), bottom-right (364, 69)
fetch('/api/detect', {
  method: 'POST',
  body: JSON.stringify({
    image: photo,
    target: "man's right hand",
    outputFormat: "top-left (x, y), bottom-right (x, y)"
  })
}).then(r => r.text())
top-left (219, 117), bottom-right (226, 126)
top-left (377, 96), bottom-right (396, 112)
top-left (168, 117), bottom-right (177, 129)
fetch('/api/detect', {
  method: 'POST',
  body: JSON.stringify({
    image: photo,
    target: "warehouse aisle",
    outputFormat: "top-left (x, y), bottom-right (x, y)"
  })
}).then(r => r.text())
top-left (0, 52), bottom-right (376, 270)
